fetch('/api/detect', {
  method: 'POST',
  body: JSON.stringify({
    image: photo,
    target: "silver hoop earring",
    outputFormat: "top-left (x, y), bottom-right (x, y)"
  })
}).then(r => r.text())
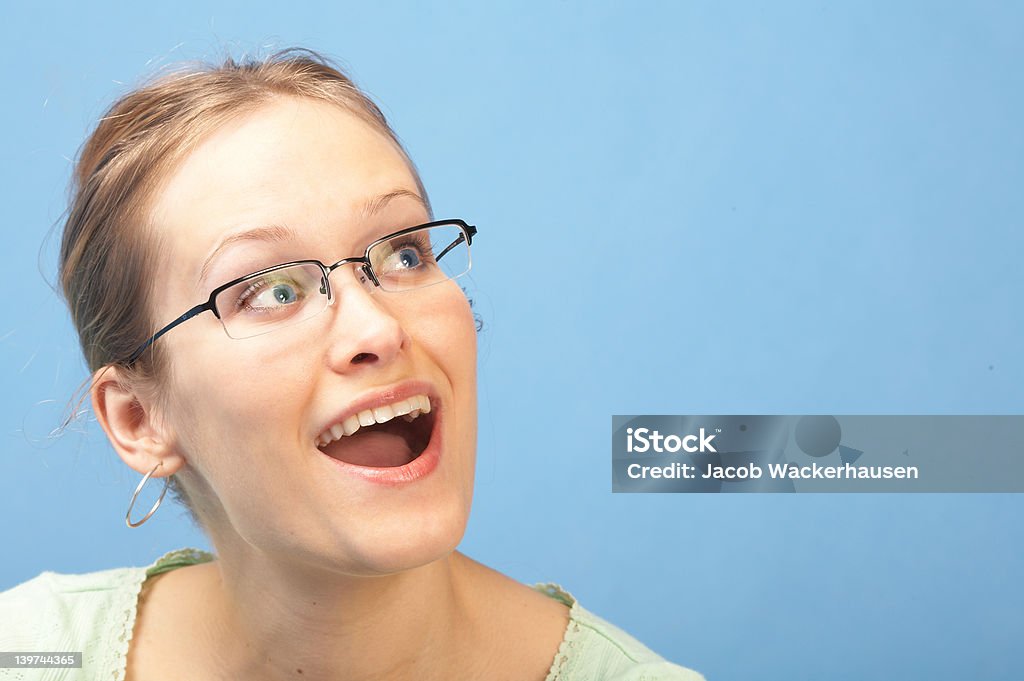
top-left (125, 462), bottom-right (170, 528)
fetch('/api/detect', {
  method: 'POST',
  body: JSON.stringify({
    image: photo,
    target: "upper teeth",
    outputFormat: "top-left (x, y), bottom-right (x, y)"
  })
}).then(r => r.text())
top-left (316, 394), bottom-right (432, 448)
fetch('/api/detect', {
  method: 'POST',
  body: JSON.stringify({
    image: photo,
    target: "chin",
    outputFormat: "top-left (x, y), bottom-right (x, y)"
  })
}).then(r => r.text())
top-left (323, 497), bottom-right (471, 576)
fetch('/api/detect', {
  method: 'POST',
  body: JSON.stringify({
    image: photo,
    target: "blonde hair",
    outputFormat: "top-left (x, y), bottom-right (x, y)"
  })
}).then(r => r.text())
top-left (59, 47), bottom-right (431, 525)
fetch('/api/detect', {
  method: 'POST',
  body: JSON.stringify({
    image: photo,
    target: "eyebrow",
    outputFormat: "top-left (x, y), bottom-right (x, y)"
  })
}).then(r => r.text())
top-left (197, 189), bottom-right (428, 288)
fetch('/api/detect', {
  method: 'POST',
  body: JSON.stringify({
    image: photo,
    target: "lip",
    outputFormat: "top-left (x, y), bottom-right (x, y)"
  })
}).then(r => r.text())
top-left (315, 395), bottom-right (443, 486)
top-left (312, 378), bottom-right (443, 486)
top-left (314, 379), bottom-right (440, 444)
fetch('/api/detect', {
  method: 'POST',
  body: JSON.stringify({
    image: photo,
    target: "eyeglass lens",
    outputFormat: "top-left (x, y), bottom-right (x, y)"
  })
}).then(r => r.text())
top-left (214, 223), bottom-right (471, 340)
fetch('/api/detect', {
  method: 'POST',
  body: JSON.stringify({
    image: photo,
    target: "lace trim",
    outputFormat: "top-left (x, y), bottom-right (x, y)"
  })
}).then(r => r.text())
top-left (110, 566), bottom-right (149, 681)
top-left (110, 557), bottom-right (570, 681)
top-left (532, 583), bottom-right (584, 681)
top-left (112, 547), bottom-right (215, 681)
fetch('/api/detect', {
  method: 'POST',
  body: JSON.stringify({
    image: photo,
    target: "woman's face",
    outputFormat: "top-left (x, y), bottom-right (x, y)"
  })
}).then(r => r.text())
top-left (145, 96), bottom-right (477, 575)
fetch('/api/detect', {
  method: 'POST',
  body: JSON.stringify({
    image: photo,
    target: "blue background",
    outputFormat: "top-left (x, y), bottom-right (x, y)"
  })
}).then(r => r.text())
top-left (3, 2), bottom-right (1022, 679)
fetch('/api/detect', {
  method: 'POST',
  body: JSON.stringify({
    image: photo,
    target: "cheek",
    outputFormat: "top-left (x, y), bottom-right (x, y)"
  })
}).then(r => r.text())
top-left (421, 289), bottom-right (477, 460)
top-left (412, 285), bottom-right (477, 373)
top-left (162, 351), bottom-right (313, 531)
top-left (162, 284), bottom-right (476, 442)
top-left (163, 334), bottom-right (310, 469)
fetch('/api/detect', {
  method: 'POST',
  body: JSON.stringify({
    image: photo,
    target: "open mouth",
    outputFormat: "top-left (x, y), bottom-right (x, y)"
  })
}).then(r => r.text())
top-left (315, 399), bottom-right (437, 468)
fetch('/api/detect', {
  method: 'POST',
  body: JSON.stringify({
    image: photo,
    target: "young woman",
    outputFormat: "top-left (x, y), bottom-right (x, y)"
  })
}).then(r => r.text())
top-left (0, 48), bottom-right (703, 681)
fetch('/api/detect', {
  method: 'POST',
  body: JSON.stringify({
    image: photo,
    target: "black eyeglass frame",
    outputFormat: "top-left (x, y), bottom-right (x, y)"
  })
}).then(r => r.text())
top-left (126, 218), bottom-right (477, 367)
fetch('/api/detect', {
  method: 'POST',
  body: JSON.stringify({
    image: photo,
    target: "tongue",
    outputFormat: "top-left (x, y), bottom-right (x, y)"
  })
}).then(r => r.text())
top-left (320, 428), bottom-right (416, 468)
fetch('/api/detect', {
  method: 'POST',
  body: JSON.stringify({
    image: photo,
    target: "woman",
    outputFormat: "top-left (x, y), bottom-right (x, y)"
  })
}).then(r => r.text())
top-left (0, 48), bottom-right (703, 681)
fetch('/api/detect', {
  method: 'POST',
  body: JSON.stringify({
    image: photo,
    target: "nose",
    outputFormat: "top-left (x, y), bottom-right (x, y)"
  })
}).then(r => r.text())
top-left (322, 264), bottom-right (409, 371)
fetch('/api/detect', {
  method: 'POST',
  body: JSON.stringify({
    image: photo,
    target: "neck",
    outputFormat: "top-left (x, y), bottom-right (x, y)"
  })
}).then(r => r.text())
top-left (196, 539), bottom-right (480, 681)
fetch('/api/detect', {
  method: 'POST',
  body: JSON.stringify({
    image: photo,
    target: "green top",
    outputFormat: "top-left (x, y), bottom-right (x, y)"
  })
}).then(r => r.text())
top-left (0, 548), bottom-right (704, 680)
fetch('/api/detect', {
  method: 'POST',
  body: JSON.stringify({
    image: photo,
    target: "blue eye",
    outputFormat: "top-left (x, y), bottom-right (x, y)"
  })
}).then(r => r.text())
top-left (269, 284), bottom-right (298, 304)
top-left (369, 234), bottom-right (440, 287)
top-left (396, 247), bottom-right (422, 269)
top-left (251, 282), bottom-right (298, 309)
top-left (236, 276), bottom-right (304, 313)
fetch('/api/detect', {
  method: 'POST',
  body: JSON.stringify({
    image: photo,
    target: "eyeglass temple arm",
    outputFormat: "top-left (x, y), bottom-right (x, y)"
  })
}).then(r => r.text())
top-left (435, 225), bottom-right (476, 263)
top-left (127, 302), bottom-right (212, 366)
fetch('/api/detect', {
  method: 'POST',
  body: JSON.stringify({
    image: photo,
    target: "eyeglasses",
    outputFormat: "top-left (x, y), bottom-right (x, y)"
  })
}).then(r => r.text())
top-left (126, 219), bottom-right (477, 366)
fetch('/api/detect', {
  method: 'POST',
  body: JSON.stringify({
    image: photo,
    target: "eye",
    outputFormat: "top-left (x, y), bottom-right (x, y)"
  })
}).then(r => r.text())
top-left (264, 283), bottom-right (299, 305)
top-left (235, 275), bottom-right (305, 313)
top-left (394, 247), bottom-right (423, 269)
top-left (367, 229), bottom-right (450, 291)
top-left (378, 236), bottom-right (434, 274)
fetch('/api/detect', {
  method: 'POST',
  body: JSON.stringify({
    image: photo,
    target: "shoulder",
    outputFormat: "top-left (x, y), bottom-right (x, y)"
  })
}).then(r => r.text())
top-left (0, 548), bottom-right (214, 676)
top-left (532, 583), bottom-right (706, 681)
top-left (0, 564), bottom-right (146, 674)
top-left (0, 563), bottom-right (147, 626)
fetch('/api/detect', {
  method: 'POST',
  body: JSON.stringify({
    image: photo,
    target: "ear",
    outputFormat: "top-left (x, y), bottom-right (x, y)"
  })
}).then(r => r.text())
top-left (90, 365), bottom-right (186, 477)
